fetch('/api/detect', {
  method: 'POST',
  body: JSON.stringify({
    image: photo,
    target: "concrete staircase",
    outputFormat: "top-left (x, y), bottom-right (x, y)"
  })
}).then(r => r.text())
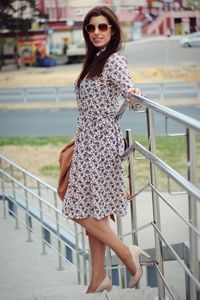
top-left (0, 210), bottom-right (158, 300)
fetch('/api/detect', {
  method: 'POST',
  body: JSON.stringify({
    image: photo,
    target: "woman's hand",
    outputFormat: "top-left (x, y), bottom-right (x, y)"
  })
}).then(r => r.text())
top-left (126, 87), bottom-right (145, 111)
top-left (127, 87), bottom-right (143, 97)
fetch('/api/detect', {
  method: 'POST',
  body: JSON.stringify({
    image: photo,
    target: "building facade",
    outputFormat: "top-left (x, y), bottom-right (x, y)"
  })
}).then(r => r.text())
top-left (36, 0), bottom-right (200, 53)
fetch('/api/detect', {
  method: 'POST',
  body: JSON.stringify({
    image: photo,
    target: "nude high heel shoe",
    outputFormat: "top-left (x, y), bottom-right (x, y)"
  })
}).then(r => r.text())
top-left (95, 276), bottom-right (112, 293)
top-left (129, 245), bottom-right (151, 288)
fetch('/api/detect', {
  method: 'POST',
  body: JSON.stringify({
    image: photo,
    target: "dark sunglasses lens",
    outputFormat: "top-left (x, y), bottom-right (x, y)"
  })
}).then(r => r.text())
top-left (98, 23), bottom-right (108, 31)
top-left (86, 24), bottom-right (95, 33)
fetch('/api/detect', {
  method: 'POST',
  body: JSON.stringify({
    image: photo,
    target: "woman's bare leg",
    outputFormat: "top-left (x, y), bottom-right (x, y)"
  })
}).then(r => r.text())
top-left (86, 233), bottom-right (107, 293)
top-left (73, 216), bottom-right (136, 276)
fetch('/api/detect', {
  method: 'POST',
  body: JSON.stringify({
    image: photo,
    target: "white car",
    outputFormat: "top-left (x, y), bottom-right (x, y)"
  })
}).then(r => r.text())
top-left (67, 43), bottom-right (85, 63)
top-left (180, 31), bottom-right (200, 47)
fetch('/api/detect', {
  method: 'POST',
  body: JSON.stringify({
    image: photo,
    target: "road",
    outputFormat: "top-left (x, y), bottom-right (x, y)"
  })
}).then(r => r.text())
top-left (0, 38), bottom-right (199, 137)
top-left (125, 37), bottom-right (200, 68)
top-left (0, 105), bottom-right (200, 137)
top-left (53, 38), bottom-right (200, 68)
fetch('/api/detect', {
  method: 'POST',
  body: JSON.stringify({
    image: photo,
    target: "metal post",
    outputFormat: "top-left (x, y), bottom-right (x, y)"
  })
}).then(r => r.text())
top-left (53, 191), bottom-right (64, 270)
top-left (116, 215), bottom-right (126, 288)
top-left (126, 129), bottom-right (138, 246)
top-left (37, 181), bottom-right (47, 255)
top-left (10, 165), bottom-right (19, 229)
top-left (159, 84), bottom-right (164, 102)
top-left (23, 172), bottom-right (32, 242)
top-left (74, 222), bottom-right (81, 284)
top-left (81, 227), bottom-right (88, 285)
top-left (55, 87), bottom-right (59, 102)
top-left (88, 244), bottom-right (92, 283)
top-left (22, 88), bottom-right (26, 103)
top-left (196, 83), bottom-right (200, 100)
top-left (0, 158), bottom-right (7, 219)
top-left (146, 108), bottom-right (165, 300)
top-left (186, 128), bottom-right (199, 300)
top-left (106, 247), bottom-right (112, 282)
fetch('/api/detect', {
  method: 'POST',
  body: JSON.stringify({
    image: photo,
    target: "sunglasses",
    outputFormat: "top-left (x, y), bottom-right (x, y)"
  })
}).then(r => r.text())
top-left (85, 23), bottom-right (112, 33)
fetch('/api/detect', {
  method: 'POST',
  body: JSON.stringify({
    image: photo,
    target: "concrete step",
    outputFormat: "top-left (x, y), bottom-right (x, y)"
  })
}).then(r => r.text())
top-left (0, 209), bottom-right (157, 300)
top-left (34, 286), bottom-right (158, 300)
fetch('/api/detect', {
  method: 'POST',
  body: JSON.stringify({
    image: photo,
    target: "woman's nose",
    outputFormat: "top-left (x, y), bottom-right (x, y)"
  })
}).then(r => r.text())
top-left (94, 26), bottom-right (100, 34)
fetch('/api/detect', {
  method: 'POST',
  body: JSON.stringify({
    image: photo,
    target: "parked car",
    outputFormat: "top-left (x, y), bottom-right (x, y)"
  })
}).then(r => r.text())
top-left (67, 42), bottom-right (85, 64)
top-left (180, 31), bottom-right (200, 47)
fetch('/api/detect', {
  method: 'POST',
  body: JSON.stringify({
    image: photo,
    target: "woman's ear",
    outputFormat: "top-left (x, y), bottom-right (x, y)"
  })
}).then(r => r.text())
top-left (111, 29), bottom-right (115, 36)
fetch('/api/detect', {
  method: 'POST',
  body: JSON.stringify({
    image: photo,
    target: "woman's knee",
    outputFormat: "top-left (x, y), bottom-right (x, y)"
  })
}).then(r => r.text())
top-left (72, 216), bottom-right (109, 229)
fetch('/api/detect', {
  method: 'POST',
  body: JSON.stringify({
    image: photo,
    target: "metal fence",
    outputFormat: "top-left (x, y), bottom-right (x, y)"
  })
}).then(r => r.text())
top-left (0, 82), bottom-right (199, 103)
top-left (0, 93), bottom-right (200, 299)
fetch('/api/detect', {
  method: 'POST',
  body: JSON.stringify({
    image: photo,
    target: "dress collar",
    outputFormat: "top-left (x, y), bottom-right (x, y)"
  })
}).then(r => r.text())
top-left (96, 47), bottom-right (106, 57)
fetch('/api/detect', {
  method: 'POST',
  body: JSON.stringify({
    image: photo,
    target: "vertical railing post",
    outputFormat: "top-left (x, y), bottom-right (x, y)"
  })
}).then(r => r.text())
top-left (37, 181), bottom-right (47, 255)
top-left (126, 129), bottom-right (138, 246)
top-left (186, 128), bottom-right (199, 300)
top-left (116, 215), bottom-right (126, 288)
top-left (88, 244), bottom-right (92, 284)
top-left (74, 222), bottom-right (81, 284)
top-left (55, 87), bottom-right (59, 102)
top-left (159, 83), bottom-right (164, 102)
top-left (81, 227), bottom-right (88, 285)
top-left (0, 158), bottom-right (7, 219)
top-left (10, 165), bottom-right (19, 229)
top-left (53, 191), bottom-right (64, 270)
top-left (22, 88), bottom-right (26, 103)
top-left (106, 247), bottom-right (112, 283)
top-left (23, 172), bottom-right (32, 242)
top-left (146, 108), bottom-right (165, 299)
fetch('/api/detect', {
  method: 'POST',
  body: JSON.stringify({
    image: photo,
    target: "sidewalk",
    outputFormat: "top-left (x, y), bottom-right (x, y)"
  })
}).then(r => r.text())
top-left (0, 207), bottom-right (158, 300)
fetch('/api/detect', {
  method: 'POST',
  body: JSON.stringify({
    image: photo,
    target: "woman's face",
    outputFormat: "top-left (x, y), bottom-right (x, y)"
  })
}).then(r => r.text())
top-left (86, 15), bottom-right (112, 49)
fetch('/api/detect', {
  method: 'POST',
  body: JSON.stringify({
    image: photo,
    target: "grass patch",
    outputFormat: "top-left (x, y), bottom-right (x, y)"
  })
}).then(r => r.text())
top-left (126, 135), bottom-right (200, 191)
top-left (0, 136), bottom-right (73, 147)
top-left (0, 135), bottom-right (199, 191)
top-left (40, 165), bottom-right (59, 177)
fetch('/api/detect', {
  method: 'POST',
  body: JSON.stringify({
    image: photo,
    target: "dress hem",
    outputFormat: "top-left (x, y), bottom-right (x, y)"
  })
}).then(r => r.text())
top-left (62, 209), bottom-right (127, 221)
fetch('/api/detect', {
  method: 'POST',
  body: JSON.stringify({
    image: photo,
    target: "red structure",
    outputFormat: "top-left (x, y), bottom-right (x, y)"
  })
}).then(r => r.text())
top-left (35, 0), bottom-right (200, 40)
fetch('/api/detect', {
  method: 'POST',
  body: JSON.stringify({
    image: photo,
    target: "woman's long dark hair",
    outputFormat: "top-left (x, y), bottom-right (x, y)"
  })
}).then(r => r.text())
top-left (77, 6), bottom-right (123, 87)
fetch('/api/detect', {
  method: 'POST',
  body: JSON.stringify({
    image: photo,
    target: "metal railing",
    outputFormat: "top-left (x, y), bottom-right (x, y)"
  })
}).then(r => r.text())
top-left (0, 93), bottom-right (200, 299)
top-left (0, 82), bottom-right (199, 103)
top-left (118, 93), bottom-right (200, 299)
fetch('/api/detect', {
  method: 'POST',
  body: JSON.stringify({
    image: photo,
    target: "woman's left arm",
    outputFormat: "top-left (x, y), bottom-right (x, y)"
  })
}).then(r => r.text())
top-left (107, 53), bottom-right (143, 110)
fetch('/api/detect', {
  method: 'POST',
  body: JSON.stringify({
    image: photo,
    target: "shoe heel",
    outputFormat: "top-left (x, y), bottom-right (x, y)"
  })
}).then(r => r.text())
top-left (129, 245), bottom-right (150, 288)
top-left (95, 276), bottom-right (112, 293)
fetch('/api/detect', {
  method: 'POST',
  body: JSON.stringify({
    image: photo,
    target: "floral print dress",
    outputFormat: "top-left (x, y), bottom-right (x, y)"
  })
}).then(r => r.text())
top-left (62, 52), bottom-right (134, 220)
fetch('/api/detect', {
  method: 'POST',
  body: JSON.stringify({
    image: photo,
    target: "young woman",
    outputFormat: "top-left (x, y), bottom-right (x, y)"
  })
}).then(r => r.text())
top-left (62, 6), bottom-right (149, 293)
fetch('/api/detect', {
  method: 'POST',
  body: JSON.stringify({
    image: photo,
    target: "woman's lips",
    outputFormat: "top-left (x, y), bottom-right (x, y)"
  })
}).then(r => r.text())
top-left (92, 37), bottom-right (103, 43)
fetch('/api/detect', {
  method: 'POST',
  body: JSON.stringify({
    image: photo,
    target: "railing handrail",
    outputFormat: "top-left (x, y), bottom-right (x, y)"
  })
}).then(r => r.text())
top-left (0, 82), bottom-right (199, 104)
top-left (0, 168), bottom-right (62, 217)
top-left (129, 93), bottom-right (200, 131)
top-left (0, 154), bottom-right (57, 193)
top-left (0, 82), bottom-right (198, 91)
top-left (122, 140), bottom-right (200, 201)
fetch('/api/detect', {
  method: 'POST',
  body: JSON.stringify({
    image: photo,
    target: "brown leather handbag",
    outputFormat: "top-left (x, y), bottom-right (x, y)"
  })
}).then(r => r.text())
top-left (58, 137), bottom-right (115, 223)
top-left (57, 138), bottom-right (75, 201)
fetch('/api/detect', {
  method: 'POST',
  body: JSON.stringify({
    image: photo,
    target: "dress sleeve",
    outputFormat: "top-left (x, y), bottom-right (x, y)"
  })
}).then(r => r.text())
top-left (105, 53), bottom-right (143, 111)
top-left (106, 53), bottom-right (133, 99)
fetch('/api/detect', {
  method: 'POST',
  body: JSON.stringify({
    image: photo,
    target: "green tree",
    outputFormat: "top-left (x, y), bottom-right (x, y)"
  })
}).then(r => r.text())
top-left (0, 0), bottom-right (37, 70)
top-left (189, 0), bottom-right (200, 10)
